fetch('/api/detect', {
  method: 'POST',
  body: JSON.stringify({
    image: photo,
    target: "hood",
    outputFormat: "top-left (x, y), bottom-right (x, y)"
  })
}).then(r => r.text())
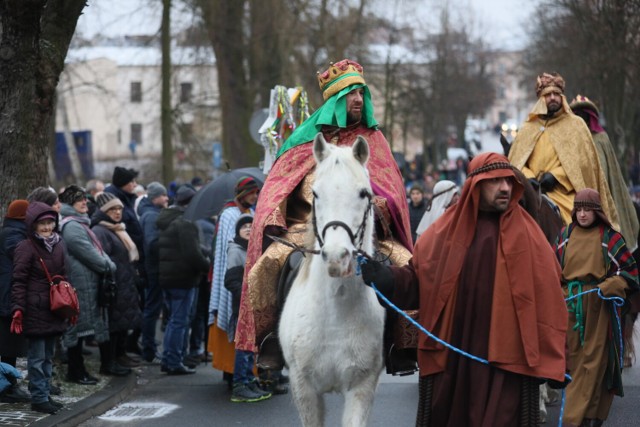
top-left (25, 201), bottom-right (59, 232)
top-left (105, 184), bottom-right (136, 208)
top-left (137, 196), bottom-right (160, 217)
top-left (1, 217), bottom-right (27, 231)
top-left (156, 207), bottom-right (184, 231)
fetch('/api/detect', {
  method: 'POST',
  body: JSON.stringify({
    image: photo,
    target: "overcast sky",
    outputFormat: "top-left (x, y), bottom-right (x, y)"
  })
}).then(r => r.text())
top-left (76, 0), bottom-right (538, 50)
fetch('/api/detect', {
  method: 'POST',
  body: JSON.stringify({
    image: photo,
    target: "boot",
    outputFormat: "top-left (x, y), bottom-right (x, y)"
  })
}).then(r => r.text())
top-left (67, 343), bottom-right (96, 384)
top-left (386, 345), bottom-right (418, 376)
top-left (99, 339), bottom-right (131, 376)
top-left (100, 361), bottom-right (131, 376)
top-left (31, 400), bottom-right (60, 414)
top-left (256, 332), bottom-right (284, 371)
top-left (125, 330), bottom-right (142, 355)
top-left (0, 384), bottom-right (31, 403)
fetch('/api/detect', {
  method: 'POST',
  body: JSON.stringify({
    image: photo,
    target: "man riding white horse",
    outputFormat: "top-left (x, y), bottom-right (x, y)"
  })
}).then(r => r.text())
top-left (233, 59), bottom-right (413, 371)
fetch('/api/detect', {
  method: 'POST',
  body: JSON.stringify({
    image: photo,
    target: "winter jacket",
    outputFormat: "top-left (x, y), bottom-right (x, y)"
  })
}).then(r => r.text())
top-left (196, 218), bottom-right (216, 256)
top-left (224, 240), bottom-right (246, 333)
top-left (408, 199), bottom-right (427, 244)
top-left (0, 218), bottom-right (27, 317)
top-left (11, 202), bottom-right (68, 337)
top-left (91, 211), bottom-right (142, 333)
top-left (157, 207), bottom-right (210, 289)
top-left (137, 196), bottom-right (162, 276)
top-left (59, 203), bottom-right (115, 346)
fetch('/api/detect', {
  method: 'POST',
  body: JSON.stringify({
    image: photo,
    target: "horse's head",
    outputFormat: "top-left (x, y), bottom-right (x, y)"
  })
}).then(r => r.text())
top-left (311, 132), bottom-right (374, 278)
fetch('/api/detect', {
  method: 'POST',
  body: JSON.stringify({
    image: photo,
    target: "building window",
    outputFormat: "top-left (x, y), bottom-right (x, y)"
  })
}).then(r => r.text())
top-left (130, 123), bottom-right (142, 145)
top-left (180, 82), bottom-right (193, 103)
top-left (130, 82), bottom-right (142, 103)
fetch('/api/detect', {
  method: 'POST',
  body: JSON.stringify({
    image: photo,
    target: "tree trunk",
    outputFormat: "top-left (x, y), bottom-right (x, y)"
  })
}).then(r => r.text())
top-left (198, 0), bottom-right (259, 169)
top-left (161, 0), bottom-right (174, 183)
top-left (0, 0), bottom-right (86, 216)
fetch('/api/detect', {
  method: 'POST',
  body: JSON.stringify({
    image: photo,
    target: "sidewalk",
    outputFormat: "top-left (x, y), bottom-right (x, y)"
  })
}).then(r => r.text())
top-left (0, 345), bottom-right (137, 427)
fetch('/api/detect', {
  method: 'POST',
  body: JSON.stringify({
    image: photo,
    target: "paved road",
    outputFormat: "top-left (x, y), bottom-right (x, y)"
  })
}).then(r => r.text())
top-left (77, 358), bottom-right (640, 426)
top-left (79, 367), bottom-right (419, 426)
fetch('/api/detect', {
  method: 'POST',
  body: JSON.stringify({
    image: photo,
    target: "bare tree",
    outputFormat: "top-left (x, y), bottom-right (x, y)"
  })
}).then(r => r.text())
top-left (192, 0), bottom-right (379, 168)
top-left (0, 0), bottom-right (87, 216)
top-left (523, 0), bottom-right (640, 173)
top-left (161, 0), bottom-right (175, 183)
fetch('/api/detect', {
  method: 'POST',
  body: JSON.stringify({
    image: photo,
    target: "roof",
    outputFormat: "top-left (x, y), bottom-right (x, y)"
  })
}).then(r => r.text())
top-left (65, 45), bottom-right (216, 67)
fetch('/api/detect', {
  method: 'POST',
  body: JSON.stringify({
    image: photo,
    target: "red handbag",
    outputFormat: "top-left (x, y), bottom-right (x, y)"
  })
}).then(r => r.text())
top-left (38, 257), bottom-right (80, 319)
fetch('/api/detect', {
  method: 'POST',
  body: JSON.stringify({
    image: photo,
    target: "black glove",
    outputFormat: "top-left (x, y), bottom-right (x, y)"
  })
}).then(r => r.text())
top-left (528, 178), bottom-right (540, 191)
top-left (539, 172), bottom-right (559, 193)
top-left (547, 374), bottom-right (571, 389)
top-left (361, 259), bottom-right (394, 299)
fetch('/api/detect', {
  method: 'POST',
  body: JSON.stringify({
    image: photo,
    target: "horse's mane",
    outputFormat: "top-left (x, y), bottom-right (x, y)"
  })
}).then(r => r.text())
top-left (514, 167), bottom-right (540, 223)
top-left (316, 144), bottom-right (371, 183)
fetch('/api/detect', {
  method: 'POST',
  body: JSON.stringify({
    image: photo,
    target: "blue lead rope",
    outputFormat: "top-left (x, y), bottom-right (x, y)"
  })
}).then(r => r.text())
top-left (357, 256), bottom-right (625, 427)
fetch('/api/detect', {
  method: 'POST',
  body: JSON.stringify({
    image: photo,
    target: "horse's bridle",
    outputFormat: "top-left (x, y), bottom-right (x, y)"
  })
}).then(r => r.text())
top-left (311, 191), bottom-right (373, 253)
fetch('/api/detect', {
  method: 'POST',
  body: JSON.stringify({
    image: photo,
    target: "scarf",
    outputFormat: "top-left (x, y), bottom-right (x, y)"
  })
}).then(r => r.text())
top-left (99, 220), bottom-right (140, 262)
top-left (233, 235), bottom-right (249, 251)
top-left (33, 232), bottom-right (61, 253)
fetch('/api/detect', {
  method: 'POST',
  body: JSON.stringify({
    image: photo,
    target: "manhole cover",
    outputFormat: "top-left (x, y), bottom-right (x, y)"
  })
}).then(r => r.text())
top-left (98, 402), bottom-right (179, 421)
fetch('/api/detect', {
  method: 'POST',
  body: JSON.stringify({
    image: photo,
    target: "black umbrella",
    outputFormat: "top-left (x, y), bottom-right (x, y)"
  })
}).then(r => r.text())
top-left (183, 167), bottom-right (266, 221)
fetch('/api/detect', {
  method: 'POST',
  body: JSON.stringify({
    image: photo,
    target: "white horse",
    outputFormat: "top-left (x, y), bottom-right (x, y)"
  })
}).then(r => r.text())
top-left (279, 133), bottom-right (386, 427)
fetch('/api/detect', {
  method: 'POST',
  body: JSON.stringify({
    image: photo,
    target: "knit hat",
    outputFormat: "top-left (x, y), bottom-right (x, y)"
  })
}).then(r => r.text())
top-left (235, 213), bottom-right (254, 236)
top-left (59, 184), bottom-right (86, 205)
top-left (147, 182), bottom-right (168, 201)
top-left (96, 192), bottom-right (124, 213)
top-left (176, 185), bottom-right (196, 206)
top-left (235, 177), bottom-right (259, 201)
top-left (26, 187), bottom-right (58, 207)
top-left (6, 200), bottom-right (29, 220)
top-left (191, 176), bottom-right (203, 187)
top-left (112, 166), bottom-right (139, 187)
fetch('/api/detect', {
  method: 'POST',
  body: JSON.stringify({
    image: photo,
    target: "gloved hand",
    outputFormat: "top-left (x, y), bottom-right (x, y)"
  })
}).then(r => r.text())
top-left (539, 172), bottom-right (559, 193)
top-left (528, 178), bottom-right (540, 191)
top-left (10, 311), bottom-right (23, 335)
top-left (547, 374), bottom-right (571, 389)
top-left (360, 259), bottom-right (394, 299)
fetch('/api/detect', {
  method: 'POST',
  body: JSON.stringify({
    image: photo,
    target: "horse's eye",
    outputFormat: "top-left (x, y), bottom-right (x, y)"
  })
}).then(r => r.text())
top-left (312, 190), bottom-right (319, 199)
top-left (359, 189), bottom-right (369, 199)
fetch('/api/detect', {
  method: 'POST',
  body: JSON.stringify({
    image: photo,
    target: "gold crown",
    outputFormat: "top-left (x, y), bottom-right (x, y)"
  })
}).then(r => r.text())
top-left (569, 94), bottom-right (599, 114)
top-left (317, 59), bottom-right (366, 100)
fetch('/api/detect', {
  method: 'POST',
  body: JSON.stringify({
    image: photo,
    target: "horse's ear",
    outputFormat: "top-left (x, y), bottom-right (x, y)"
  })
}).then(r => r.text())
top-left (499, 134), bottom-right (511, 157)
top-left (313, 132), bottom-right (330, 163)
top-left (352, 135), bottom-right (369, 165)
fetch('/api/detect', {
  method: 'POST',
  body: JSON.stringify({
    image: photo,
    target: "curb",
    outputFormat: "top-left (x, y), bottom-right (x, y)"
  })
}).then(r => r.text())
top-left (30, 373), bottom-right (137, 427)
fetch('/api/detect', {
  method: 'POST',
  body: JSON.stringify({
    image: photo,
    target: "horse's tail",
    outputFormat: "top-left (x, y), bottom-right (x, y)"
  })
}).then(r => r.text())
top-left (623, 311), bottom-right (638, 367)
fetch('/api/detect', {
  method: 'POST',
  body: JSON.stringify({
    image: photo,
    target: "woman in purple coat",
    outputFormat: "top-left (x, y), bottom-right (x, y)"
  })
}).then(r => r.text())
top-left (11, 202), bottom-right (69, 414)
